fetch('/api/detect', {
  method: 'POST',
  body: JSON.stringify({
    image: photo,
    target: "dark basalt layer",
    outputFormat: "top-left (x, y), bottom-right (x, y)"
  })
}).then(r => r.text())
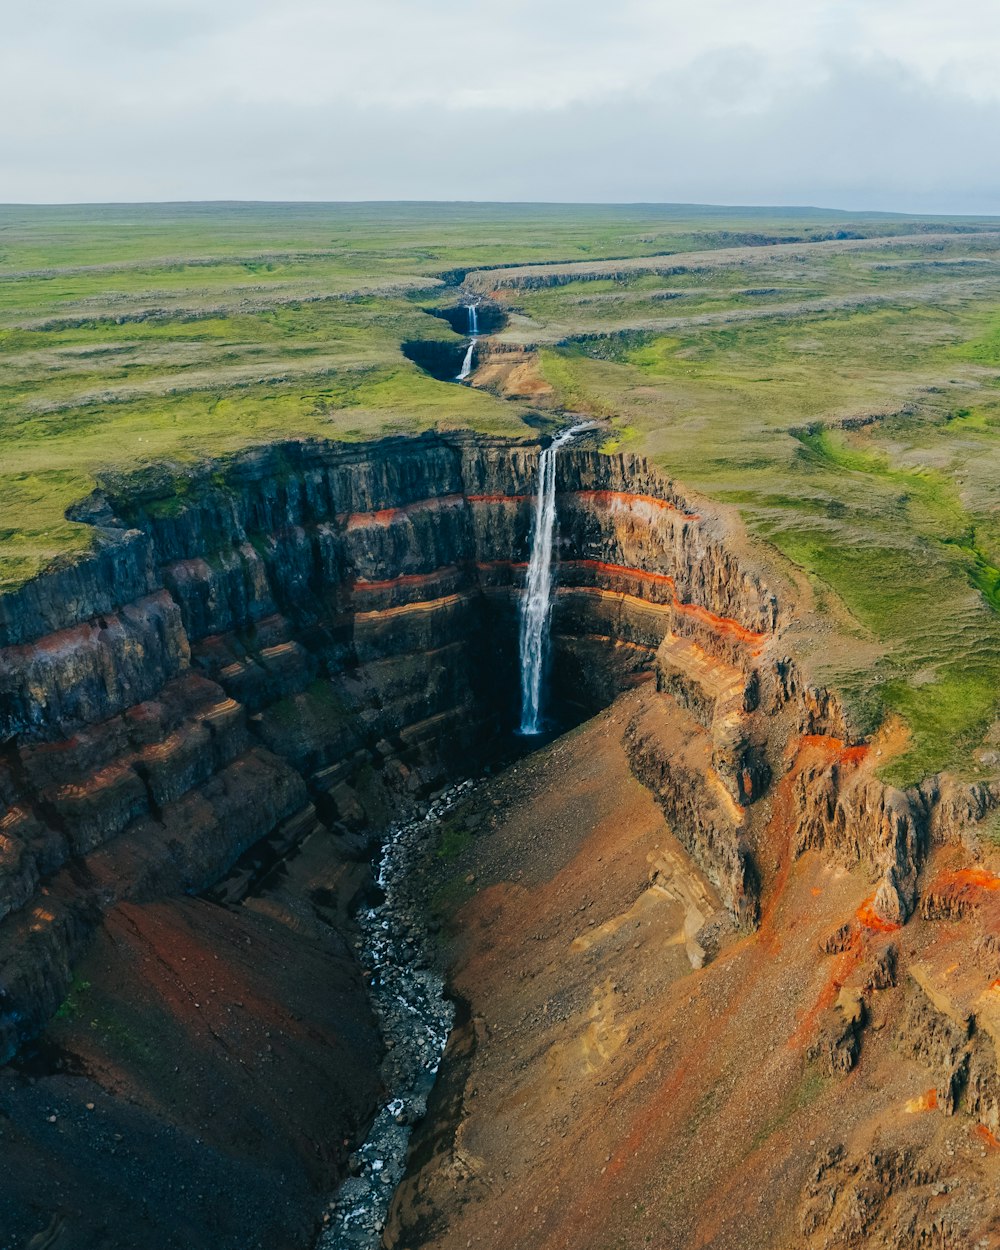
top-left (400, 340), bottom-right (471, 381)
top-left (425, 303), bottom-right (508, 336)
top-left (1, 428), bottom-right (979, 1250)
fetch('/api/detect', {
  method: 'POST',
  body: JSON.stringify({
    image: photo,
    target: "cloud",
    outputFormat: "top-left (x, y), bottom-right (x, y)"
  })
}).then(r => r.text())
top-left (1, 0), bottom-right (999, 209)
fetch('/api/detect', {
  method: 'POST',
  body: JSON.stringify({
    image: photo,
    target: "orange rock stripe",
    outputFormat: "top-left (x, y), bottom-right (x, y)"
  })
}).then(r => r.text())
top-left (573, 489), bottom-right (699, 520)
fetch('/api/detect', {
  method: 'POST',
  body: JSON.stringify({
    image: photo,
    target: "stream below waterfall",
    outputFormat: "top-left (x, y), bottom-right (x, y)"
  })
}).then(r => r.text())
top-left (317, 780), bottom-right (475, 1249)
top-left (318, 415), bottom-right (596, 1246)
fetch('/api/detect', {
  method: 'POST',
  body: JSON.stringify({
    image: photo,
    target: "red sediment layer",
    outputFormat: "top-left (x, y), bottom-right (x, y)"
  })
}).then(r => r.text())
top-left (796, 735), bottom-right (870, 767)
top-left (572, 489), bottom-right (699, 521)
top-left (759, 734), bottom-right (862, 947)
top-left (761, 734), bottom-right (880, 1049)
top-left (789, 942), bottom-right (864, 1048)
top-left (787, 894), bottom-right (899, 1049)
top-left (563, 561), bottom-right (768, 643)
top-left (340, 490), bottom-right (697, 517)
top-left (562, 559), bottom-right (676, 589)
top-left (672, 600), bottom-right (768, 647)
top-left (341, 495), bottom-right (465, 530)
top-left (467, 494), bottom-right (531, 504)
top-left (345, 557), bottom-right (767, 650)
top-left (353, 568), bottom-right (459, 593)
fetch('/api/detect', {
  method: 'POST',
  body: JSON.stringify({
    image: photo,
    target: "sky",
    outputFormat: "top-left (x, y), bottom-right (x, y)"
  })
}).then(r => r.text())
top-left (3, 0), bottom-right (1000, 211)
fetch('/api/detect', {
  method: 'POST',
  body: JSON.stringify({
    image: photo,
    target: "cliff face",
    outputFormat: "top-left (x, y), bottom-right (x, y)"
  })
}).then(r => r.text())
top-left (2, 429), bottom-right (998, 1248)
top-left (0, 432), bottom-right (791, 1061)
top-left (4, 431), bottom-right (995, 1059)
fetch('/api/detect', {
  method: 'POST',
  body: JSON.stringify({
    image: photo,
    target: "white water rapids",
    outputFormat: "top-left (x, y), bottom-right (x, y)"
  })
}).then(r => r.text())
top-left (518, 423), bottom-right (591, 735)
top-left (318, 782), bottom-right (473, 1248)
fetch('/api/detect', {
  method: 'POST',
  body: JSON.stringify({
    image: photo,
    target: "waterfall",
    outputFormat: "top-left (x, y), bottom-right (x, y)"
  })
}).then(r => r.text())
top-left (455, 303), bottom-right (478, 381)
top-left (456, 339), bottom-right (475, 381)
top-left (518, 424), bottom-right (590, 735)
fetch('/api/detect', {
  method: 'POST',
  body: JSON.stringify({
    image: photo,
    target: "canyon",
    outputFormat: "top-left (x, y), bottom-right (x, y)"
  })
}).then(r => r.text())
top-left (3, 422), bottom-right (1000, 1249)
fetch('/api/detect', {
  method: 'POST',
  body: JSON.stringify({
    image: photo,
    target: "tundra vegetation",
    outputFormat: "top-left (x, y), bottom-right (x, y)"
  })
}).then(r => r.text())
top-left (4, 201), bottom-right (1000, 785)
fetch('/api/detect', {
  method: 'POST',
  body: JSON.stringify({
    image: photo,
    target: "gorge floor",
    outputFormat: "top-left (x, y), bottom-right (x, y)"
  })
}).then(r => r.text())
top-left (4, 423), bottom-right (1000, 1250)
top-left (386, 694), bottom-right (1000, 1250)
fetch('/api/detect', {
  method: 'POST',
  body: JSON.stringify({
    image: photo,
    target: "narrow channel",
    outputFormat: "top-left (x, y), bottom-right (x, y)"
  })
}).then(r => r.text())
top-left (318, 781), bottom-right (474, 1248)
top-left (319, 416), bottom-right (592, 1246)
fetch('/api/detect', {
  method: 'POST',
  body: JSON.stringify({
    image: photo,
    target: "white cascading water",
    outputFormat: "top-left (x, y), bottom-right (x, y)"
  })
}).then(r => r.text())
top-left (518, 424), bottom-right (590, 735)
top-left (455, 302), bottom-right (478, 380)
top-left (456, 340), bottom-right (475, 380)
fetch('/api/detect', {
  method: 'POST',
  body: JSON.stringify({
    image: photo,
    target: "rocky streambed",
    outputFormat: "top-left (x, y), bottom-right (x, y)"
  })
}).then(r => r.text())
top-left (318, 780), bottom-right (475, 1248)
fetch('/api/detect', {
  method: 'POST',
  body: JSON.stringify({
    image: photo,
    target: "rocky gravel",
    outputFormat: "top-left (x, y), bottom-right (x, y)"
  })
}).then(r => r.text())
top-left (317, 780), bottom-right (474, 1249)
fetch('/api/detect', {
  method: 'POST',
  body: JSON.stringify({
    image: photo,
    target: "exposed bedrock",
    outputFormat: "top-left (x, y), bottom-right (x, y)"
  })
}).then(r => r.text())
top-left (425, 302), bottom-right (508, 336)
top-left (1, 429), bottom-right (997, 1245)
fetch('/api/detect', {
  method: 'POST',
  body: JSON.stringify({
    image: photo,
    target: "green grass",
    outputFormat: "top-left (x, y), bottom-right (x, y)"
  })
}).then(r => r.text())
top-left (5, 201), bottom-right (1000, 783)
top-left (524, 257), bottom-right (1000, 783)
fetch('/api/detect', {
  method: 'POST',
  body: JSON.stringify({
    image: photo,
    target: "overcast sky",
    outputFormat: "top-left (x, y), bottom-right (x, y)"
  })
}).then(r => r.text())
top-left (3, 0), bottom-right (1000, 211)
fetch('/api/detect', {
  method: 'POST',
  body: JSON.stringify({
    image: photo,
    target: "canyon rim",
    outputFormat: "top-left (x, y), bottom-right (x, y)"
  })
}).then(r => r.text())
top-left (4, 198), bottom-right (1000, 1250)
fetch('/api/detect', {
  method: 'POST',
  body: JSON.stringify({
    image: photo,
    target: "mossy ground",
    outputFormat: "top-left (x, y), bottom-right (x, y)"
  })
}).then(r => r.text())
top-left (5, 202), bottom-right (1000, 782)
top-left (517, 250), bottom-right (1000, 785)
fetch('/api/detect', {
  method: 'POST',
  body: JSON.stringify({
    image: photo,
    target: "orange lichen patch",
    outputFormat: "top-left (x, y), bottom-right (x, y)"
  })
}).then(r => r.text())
top-left (466, 493), bottom-right (531, 504)
top-left (904, 1088), bottom-right (939, 1114)
top-left (976, 1124), bottom-right (1000, 1148)
top-left (856, 898), bottom-right (902, 933)
top-left (811, 887), bottom-right (824, 897)
top-left (342, 494), bottom-right (464, 529)
top-left (794, 734), bottom-right (869, 769)
top-left (933, 866), bottom-right (1000, 892)
top-left (572, 490), bottom-right (700, 521)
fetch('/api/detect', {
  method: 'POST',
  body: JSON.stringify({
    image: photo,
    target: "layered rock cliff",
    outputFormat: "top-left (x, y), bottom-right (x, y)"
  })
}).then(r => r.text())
top-left (2, 427), bottom-right (998, 1248)
top-left (0, 432), bottom-right (788, 1064)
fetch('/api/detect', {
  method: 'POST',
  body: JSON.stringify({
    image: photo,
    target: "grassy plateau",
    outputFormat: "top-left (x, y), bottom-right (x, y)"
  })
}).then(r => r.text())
top-left (4, 200), bottom-right (1000, 786)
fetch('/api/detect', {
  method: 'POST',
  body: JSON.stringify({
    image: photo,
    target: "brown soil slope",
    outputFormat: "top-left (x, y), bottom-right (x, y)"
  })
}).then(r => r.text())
top-left (389, 692), bottom-right (1000, 1250)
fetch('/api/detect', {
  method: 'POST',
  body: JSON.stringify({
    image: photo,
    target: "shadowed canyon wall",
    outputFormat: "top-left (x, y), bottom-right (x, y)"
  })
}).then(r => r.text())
top-left (1, 430), bottom-right (996, 1247)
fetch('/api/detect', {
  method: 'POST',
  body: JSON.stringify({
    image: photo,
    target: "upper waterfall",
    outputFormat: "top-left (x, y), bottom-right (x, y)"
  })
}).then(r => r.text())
top-left (455, 303), bottom-right (478, 381)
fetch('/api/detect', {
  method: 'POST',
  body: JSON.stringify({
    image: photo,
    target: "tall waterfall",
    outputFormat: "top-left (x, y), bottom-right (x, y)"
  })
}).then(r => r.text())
top-left (518, 424), bottom-right (589, 735)
top-left (455, 303), bottom-right (478, 380)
